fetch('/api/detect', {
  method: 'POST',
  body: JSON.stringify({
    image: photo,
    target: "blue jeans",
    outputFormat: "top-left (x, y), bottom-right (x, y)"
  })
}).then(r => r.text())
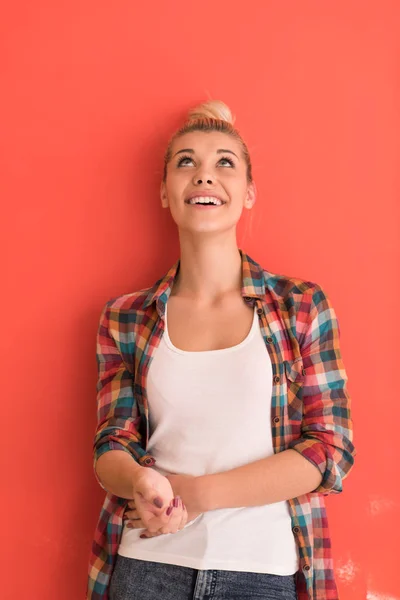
top-left (109, 555), bottom-right (298, 599)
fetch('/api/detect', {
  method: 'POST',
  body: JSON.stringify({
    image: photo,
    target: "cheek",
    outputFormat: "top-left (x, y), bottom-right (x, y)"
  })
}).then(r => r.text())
top-left (223, 171), bottom-right (248, 191)
top-left (166, 173), bottom-right (190, 196)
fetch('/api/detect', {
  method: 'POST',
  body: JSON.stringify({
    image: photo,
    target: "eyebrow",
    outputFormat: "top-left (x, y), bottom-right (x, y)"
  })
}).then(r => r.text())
top-left (172, 148), bottom-right (239, 159)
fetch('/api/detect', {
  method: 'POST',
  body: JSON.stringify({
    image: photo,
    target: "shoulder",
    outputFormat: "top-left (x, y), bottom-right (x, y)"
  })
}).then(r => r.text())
top-left (97, 287), bottom-right (152, 322)
top-left (243, 251), bottom-right (325, 305)
top-left (262, 265), bottom-right (326, 303)
top-left (261, 267), bottom-right (338, 347)
top-left (261, 265), bottom-right (336, 328)
top-left (102, 288), bottom-right (153, 311)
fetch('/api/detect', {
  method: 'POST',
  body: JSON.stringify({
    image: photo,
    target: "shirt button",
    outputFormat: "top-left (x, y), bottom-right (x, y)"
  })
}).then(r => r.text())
top-left (266, 336), bottom-right (273, 344)
top-left (257, 307), bottom-right (263, 315)
top-left (292, 526), bottom-right (301, 534)
top-left (273, 416), bottom-right (280, 423)
top-left (303, 564), bottom-right (311, 572)
top-left (302, 368), bottom-right (306, 375)
top-left (273, 375), bottom-right (280, 383)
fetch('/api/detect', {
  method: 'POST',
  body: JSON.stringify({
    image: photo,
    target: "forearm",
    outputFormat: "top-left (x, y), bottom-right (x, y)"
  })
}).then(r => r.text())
top-left (95, 450), bottom-right (143, 499)
top-left (196, 449), bottom-right (323, 511)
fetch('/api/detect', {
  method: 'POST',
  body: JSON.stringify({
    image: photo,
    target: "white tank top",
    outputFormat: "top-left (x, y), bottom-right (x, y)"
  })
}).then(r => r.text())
top-left (118, 304), bottom-right (299, 575)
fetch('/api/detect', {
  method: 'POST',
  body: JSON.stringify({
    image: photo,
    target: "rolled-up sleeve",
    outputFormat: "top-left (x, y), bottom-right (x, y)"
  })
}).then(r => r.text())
top-left (288, 284), bottom-right (356, 495)
top-left (92, 300), bottom-right (153, 491)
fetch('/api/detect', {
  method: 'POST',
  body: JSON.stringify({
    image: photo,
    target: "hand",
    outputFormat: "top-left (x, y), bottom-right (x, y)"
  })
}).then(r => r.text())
top-left (131, 466), bottom-right (174, 530)
top-left (129, 468), bottom-right (200, 537)
top-left (124, 495), bottom-right (192, 538)
top-left (125, 469), bottom-right (203, 537)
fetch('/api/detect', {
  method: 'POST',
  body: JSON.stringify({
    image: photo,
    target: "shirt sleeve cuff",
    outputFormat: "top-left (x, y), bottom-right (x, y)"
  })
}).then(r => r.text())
top-left (93, 441), bottom-right (156, 491)
top-left (288, 437), bottom-right (343, 495)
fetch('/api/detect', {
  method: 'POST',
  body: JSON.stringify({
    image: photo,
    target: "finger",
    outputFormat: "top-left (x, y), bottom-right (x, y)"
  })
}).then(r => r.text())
top-left (159, 497), bottom-right (183, 534)
top-left (124, 509), bottom-right (140, 520)
top-left (135, 490), bottom-right (164, 509)
top-left (126, 518), bottom-right (145, 529)
top-left (145, 503), bottom-right (174, 533)
top-left (157, 501), bottom-right (175, 534)
top-left (178, 500), bottom-right (188, 530)
top-left (140, 530), bottom-right (164, 539)
top-left (169, 497), bottom-right (185, 533)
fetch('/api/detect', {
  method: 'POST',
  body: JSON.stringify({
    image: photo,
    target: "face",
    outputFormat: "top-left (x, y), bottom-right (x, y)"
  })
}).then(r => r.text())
top-left (160, 130), bottom-right (256, 235)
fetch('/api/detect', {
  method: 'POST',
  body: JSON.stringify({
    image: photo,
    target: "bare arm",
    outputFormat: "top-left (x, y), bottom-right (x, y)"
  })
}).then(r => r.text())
top-left (195, 449), bottom-right (322, 512)
top-left (95, 450), bottom-right (143, 499)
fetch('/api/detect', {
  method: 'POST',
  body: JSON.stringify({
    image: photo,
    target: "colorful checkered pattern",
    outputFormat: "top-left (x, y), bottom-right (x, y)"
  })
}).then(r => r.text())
top-left (86, 249), bottom-right (356, 600)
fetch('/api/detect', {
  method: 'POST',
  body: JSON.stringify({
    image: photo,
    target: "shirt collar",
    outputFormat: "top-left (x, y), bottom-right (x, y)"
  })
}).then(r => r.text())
top-left (142, 248), bottom-right (266, 314)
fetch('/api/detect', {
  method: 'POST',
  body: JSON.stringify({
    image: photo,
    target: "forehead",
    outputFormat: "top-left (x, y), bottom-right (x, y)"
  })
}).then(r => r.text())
top-left (171, 130), bottom-right (242, 156)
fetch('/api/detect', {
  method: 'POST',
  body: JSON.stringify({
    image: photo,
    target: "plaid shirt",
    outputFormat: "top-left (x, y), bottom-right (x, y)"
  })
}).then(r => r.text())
top-left (86, 249), bottom-right (356, 600)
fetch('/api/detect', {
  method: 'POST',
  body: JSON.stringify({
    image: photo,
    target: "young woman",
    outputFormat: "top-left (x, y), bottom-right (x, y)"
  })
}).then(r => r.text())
top-left (86, 100), bottom-right (356, 600)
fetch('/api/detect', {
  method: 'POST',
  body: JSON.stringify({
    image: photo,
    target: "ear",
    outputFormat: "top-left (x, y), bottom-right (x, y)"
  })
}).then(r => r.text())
top-left (244, 180), bottom-right (256, 209)
top-left (160, 181), bottom-right (169, 208)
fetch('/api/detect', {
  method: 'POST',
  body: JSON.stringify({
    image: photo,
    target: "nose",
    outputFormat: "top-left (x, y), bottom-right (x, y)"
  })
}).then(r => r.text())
top-left (194, 176), bottom-right (213, 185)
top-left (193, 166), bottom-right (214, 186)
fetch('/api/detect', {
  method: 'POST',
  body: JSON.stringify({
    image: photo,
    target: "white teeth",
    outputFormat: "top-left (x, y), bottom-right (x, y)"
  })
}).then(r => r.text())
top-left (188, 196), bottom-right (223, 206)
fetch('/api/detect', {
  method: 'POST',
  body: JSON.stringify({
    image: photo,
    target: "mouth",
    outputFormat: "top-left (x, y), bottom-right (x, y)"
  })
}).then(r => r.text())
top-left (184, 195), bottom-right (227, 207)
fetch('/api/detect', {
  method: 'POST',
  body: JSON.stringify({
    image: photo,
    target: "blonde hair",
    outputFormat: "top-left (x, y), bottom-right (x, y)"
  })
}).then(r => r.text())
top-left (162, 99), bottom-right (253, 183)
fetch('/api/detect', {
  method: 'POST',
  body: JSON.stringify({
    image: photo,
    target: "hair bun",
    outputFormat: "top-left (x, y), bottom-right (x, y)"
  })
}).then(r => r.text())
top-left (186, 99), bottom-right (236, 126)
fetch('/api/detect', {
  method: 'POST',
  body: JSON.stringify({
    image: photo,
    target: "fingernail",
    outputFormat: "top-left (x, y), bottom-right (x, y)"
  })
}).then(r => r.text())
top-left (166, 505), bottom-right (173, 516)
top-left (173, 496), bottom-right (180, 508)
top-left (140, 534), bottom-right (148, 539)
top-left (153, 497), bottom-right (163, 508)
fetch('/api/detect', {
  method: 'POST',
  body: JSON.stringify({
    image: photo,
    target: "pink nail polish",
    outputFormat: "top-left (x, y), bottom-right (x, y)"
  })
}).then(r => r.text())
top-left (166, 505), bottom-right (173, 516)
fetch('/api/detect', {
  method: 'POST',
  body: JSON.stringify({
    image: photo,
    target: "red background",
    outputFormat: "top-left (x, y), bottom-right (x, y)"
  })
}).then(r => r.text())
top-left (2, 2), bottom-right (399, 598)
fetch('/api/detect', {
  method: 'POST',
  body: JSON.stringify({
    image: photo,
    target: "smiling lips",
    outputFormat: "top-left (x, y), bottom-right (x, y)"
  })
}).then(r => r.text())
top-left (185, 195), bottom-right (226, 207)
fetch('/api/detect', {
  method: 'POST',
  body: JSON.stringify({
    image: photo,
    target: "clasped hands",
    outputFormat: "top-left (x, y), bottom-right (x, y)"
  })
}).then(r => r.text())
top-left (123, 469), bottom-right (203, 538)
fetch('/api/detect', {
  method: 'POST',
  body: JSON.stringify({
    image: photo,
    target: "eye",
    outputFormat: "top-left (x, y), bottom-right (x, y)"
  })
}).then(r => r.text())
top-left (176, 154), bottom-right (194, 167)
top-left (218, 156), bottom-right (235, 167)
top-left (176, 155), bottom-right (235, 168)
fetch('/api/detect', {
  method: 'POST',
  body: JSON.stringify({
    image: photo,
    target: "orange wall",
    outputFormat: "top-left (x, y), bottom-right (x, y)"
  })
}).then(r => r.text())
top-left (2, 2), bottom-right (399, 599)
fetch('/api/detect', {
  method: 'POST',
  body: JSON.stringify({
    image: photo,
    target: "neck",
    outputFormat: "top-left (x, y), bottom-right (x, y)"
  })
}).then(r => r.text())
top-left (172, 234), bottom-right (243, 304)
